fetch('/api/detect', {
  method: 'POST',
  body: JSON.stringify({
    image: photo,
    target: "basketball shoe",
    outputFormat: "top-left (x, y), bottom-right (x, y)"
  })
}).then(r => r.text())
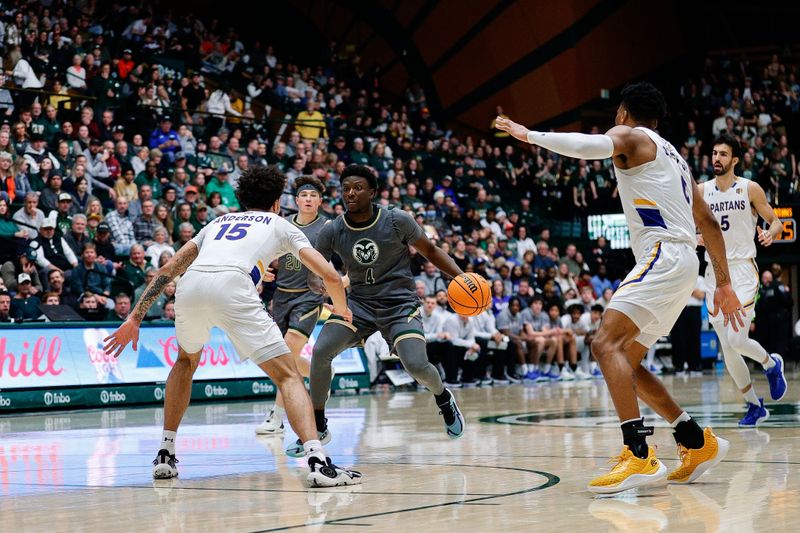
top-left (438, 389), bottom-right (465, 439)
top-left (739, 398), bottom-right (769, 427)
top-left (152, 449), bottom-right (179, 479)
top-left (587, 446), bottom-right (666, 494)
top-left (255, 409), bottom-right (285, 435)
top-left (764, 353), bottom-right (787, 401)
top-left (667, 427), bottom-right (729, 484)
top-left (306, 456), bottom-right (362, 488)
top-left (286, 427), bottom-right (332, 458)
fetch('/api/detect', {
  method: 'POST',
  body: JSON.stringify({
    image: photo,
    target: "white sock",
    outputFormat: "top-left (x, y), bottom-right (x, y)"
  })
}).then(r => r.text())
top-left (763, 355), bottom-right (776, 370)
top-left (303, 439), bottom-right (327, 463)
top-left (743, 387), bottom-right (759, 405)
top-left (161, 430), bottom-right (177, 455)
top-left (274, 405), bottom-right (286, 422)
top-left (670, 411), bottom-right (691, 428)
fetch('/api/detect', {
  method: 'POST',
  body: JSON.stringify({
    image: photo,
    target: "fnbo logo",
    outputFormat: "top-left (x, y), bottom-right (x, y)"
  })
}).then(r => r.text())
top-left (0, 395), bottom-right (10, 407)
top-left (338, 377), bottom-right (359, 389)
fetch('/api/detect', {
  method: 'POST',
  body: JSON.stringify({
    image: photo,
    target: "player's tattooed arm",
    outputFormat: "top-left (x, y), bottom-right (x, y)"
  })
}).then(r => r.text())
top-left (130, 242), bottom-right (199, 323)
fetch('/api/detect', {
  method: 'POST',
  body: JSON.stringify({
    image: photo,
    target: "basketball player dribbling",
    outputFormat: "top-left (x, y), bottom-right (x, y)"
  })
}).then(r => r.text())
top-left (497, 82), bottom-right (746, 494)
top-left (700, 133), bottom-right (788, 426)
top-left (286, 164), bottom-right (467, 457)
top-left (104, 166), bottom-right (362, 487)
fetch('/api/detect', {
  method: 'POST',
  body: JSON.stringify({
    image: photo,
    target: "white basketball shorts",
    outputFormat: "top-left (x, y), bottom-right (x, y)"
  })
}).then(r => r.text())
top-left (608, 241), bottom-right (699, 348)
top-left (174, 268), bottom-right (289, 363)
top-left (704, 259), bottom-right (759, 325)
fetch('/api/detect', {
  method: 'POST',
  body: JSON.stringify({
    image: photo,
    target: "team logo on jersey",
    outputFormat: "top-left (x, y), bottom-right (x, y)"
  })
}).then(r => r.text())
top-left (353, 238), bottom-right (379, 265)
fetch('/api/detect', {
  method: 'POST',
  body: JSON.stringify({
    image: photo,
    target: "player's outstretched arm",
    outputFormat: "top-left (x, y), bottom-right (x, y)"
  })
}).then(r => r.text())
top-left (299, 247), bottom-right (352, 323)
top-left (413, 233), bottom-right (463, 279)
top-left (749, 181), bottom-right (782, 246)
top-left (495, 115), bottom-right (615, 160)
top-left (103, 242), bottom-right (199, 357)
top-left (690, 178), bottom-right (745, 331)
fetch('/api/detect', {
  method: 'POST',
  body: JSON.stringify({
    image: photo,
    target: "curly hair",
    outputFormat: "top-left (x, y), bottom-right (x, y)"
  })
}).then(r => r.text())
top-left (620, 82), bottom-right (667, 125)
top-left (294, 174), bottom-right (325, 195)
top-left (235, 165), bottom-right (286, 210)
top-left (341, 164), bottom-right (377, 190)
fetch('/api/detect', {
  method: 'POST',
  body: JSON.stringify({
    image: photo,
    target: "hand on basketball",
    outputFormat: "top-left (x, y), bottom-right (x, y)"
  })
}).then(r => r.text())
top-left (494, 116), bottom-right (530, 143)
top-left (757, 227), bottom-right (773, 247)
top-left (103, 318), bottom-right (141, 358)
top-left (710, 284), bottom-right (746, 332)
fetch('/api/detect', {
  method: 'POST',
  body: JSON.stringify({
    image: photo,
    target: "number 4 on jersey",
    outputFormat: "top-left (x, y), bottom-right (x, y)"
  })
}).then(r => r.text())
top-left (365, 268), bottom-right (375, 284)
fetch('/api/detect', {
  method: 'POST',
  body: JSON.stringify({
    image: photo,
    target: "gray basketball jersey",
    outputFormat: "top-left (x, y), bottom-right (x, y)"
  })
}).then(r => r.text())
top-left (276, 214), bottom-right (327, 290)
top-left (316, 205), bottom-right (423, 303)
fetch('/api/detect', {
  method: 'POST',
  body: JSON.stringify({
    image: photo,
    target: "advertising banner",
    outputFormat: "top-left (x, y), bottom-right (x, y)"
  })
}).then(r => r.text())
top-left (0, 323), bottom-right (366, 390)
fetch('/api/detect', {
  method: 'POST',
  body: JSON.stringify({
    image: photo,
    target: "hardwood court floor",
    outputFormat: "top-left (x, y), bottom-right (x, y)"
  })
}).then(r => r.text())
top-left (1, 371), bottom-right (798, 532)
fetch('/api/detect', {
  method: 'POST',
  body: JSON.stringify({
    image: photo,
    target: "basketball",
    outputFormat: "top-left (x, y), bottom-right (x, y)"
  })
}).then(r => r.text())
top-left (447, 273), bottom-right (491, 316)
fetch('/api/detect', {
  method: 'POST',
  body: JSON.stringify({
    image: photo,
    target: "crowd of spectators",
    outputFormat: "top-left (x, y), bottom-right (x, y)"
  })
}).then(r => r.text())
top-left (674, 52), bottom-right (800, 204)
top-left (0, 2), bottom-right (794, 382)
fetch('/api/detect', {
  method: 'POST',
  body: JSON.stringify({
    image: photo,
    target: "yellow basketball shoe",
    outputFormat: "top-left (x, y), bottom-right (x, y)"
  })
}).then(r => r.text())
top-left (667, 427), bottom-right (730, 484)
top-left (588, 446), bottom-right (667, 494)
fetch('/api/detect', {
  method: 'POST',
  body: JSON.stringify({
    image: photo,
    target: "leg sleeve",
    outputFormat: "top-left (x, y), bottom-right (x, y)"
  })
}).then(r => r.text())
top-left (395, 335), bottom-right (445, 395)
top-left (309, 322), bottom-right (361, 408)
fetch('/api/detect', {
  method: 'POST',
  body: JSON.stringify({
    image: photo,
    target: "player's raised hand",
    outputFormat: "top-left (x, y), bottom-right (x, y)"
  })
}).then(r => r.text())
top-left (709, 284), bottom-right (746, 332)
top-left (103, 318), bottom-right (141, 358)
top-left (757, 227), bottom-right (773, 247)
top-left (494, 116), bottom-right (530, 143)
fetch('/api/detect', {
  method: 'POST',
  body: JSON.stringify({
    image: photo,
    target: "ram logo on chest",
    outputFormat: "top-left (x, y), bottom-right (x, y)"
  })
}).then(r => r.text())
top-left (352, 239), bottom-right (379, 265)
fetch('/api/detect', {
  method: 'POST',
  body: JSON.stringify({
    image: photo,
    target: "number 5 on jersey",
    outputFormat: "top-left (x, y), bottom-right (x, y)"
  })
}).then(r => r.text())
top-left (215, 223), bottom-right (251, 240)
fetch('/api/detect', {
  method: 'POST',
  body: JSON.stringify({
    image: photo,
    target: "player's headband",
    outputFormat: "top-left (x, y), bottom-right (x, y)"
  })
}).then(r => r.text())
top-left (296, 184), bottom-right (320, 195)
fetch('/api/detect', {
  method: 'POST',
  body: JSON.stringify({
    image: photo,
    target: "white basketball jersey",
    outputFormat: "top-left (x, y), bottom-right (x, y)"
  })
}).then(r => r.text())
top-left (614, 127), bottom-right (697, 261)
top-left (703, 178), bottom-right (757, 261)
top-left (189, 211), bottom-right (312, 285)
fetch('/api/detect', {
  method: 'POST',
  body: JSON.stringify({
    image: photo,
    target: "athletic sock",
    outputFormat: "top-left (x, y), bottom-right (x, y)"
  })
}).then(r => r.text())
top-left (569, 363), bottom-right (577, 372)
top-left (161, 430), bottom-right (176, 455)
top-left (671, 412), bottom-right (705, 449)
top-left (743, 387), bottom-right (759, 405)
top-left (303, 439), bottom-right (327, 463)
top-left (763, 355), bottom-right (776, 370)
top-left (314, 409), bottom-right (327, 432)
top-left (274, 405), bottom-right (286, 422)
top-left (434, 388), bottom-right (452, 406)
top-left (620, 418), bottom-right (652, 459)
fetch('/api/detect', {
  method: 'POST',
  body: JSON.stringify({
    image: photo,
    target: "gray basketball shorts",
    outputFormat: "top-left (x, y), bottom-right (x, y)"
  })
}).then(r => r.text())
top-left (272, 288), bottom-right (324, 338)
top-left (324, 297), bottom-right (425, 348)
